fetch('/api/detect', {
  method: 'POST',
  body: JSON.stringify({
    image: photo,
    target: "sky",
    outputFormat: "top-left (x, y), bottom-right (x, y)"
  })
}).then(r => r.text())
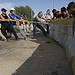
top-left (0, 0), bottom-right (74, 17)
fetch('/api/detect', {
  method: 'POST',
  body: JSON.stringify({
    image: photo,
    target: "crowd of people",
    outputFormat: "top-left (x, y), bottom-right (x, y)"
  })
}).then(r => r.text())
top-left (0, 2), bottom-right (75, 41)
top-left (0, 8), bottom-right (27, 41)
top-left (33, 2), bottom-right (75, 36)
top-left (52, 2), bottom-right (75, 19)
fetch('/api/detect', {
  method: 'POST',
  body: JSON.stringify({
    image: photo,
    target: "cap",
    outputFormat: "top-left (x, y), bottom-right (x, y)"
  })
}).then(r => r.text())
top-left (10, 8), bottom-right (15, 11)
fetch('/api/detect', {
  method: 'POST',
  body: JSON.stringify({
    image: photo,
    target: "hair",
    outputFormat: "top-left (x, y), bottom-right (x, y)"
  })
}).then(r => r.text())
top-left (67, 2), bottom-right (75, 10)
top-left (52, 9), bottom-right (57, 13)
top-left (1, 8), bottom-right (7, 12)
top-left (38, 11), bottom-right (43, 17)
top-left (10, 10), bottom-right (13, 13)
top-left (47, 9), bottom-right (50, 12)
top-left (23, 14), bottom-right (26, 16)
top-left (68, 2), bottom-right (75, 7)
top-left (61, 7), bottom-right (66, 13)
top-left (46, 9), bottom-right (50, 14)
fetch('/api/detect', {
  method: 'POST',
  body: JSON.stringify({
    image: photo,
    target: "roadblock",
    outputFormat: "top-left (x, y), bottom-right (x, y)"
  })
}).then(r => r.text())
top-left (49, 18), bottom-right (75, 75)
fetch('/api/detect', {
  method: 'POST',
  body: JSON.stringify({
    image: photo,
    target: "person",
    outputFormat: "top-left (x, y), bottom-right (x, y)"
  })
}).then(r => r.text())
top-left (60, 7), bottom-right (69, 19)
top-left (33, 11), bottom-right (47, 36)
top-left (52, 9), bottom-right (57, 19)
top-left (45, 9), bottom-right (52, 23)
top-left (0, 31), bottom-right (6, 41)
top-left (67, 2), bottom-right (75, 18)
top-left (72, 9), bottom-right (75, 18)
top-left (45, 9), bottom-right (52, 34)
top-left (0, 8), bottom-right (19, 41)
top-left (23, 14), bottom-right (30, 33)
top-left (9, 8), bottom-right (27, 40)
top-left (52, 9), bottom-right (61, 19)
top-left (0, 23), bottom-right (6, 41)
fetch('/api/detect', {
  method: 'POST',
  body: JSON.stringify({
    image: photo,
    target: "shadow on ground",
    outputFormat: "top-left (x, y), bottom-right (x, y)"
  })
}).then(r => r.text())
top-left (12, 34), bottom-right (73, 75)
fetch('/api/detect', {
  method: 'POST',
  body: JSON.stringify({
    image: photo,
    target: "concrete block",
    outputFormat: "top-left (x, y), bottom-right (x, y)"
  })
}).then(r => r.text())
top-left (72, 61), bottom-right (75, 75)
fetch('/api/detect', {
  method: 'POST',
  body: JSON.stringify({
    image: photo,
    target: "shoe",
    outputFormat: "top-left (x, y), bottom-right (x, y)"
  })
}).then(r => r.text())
top-left (1, 38), bottom-right (5, 41)
top-left (4, 39), bottom-right (9, 42)
top-left (15, 38), bottom-right (20, 40)
top-left (24, 37), bottom-right (27, 40)
top-left (8, 35), bottom-right (11, 39)
top-left (27, 31), bottom-right (31, 33)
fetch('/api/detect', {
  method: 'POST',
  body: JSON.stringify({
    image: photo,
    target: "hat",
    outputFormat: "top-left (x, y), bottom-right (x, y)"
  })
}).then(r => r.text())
top-left (1, 8), bottom-right (7, 12)
top-left (10, 8), bottom-right (15, 11)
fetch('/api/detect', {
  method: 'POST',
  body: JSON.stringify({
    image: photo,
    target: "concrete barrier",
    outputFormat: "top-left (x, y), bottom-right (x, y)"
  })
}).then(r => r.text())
top-left (50, 19), bottom-right (73, 47)
top-left (49, 18), bottom-right (75, 75)
top-left (72, 61), bottom-right (75, 75)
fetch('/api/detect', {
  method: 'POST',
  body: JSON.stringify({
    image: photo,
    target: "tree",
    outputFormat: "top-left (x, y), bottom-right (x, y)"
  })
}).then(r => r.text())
top-left (15, 5), bottom-right (35, 21)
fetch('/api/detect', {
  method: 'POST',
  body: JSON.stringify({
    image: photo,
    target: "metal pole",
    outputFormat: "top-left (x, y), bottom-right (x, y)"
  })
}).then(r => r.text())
top-left (53, 0), bottom-right (55, 9)
top-left (31, 10), bottom-right (32, 21)
top-left (31, 0), bottom-right (34, 21)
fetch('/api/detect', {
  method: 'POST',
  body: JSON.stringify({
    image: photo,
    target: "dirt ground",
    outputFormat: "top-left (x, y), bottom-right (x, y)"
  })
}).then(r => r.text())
top-left (0, 33), bottom-right (73, 75)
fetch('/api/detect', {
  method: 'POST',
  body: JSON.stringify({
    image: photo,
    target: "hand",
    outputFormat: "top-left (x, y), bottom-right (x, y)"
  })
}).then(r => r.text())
top-left (41, 21), bottom-right (45, 24)
top-left (19, 20), bottom-right (22, 22)
top-left (0, 19), bottom-right (2, 21)
top-left (6, 19), bottom-right (10, 21)
top-left (25, 20), bottom-right (28, 22)
top-left (9, 19), bottom-right (12, 21)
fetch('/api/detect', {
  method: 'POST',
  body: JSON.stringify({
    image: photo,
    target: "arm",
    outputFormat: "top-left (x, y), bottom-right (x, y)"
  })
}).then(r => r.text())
top-left (45, 14), bottom-right (48, 19)
top-left (25, 16), bottom-right (28, 20)
top-left (45, 14), bottom-right (52, 20)
top-left (16, 15), bottom-right (25, 22)
top-left (39, 20), bottom-right (45, 23)
top-left (9, 14), bottom-right (21, 21)
top-left (0, 15), bottom-right (9, 21)
top-left (7, 14), bottom-right (16, 21)
top-left (42, 17), bottom-right (48, 20)
top-left (36, 16), bottom-right (45, 23)
top-left (50, 14), bottom-right (52, 19)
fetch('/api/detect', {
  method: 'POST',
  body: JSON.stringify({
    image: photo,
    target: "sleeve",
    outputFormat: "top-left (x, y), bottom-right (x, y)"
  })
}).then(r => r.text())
top-left (9, 14), bottom-right (14, 20)
top-left (16, 15), bottom-right (21, 20)
top-left (36, 16), bottom-right (41, 21)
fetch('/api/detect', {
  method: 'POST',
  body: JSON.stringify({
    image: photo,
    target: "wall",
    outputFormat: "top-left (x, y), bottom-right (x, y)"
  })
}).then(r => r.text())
top-left (49, 18), bottom-right (75, 75)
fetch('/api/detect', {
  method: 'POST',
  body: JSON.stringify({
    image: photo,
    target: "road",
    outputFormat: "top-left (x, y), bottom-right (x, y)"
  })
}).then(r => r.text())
top-left (0, 33), bottom-right (73, 75)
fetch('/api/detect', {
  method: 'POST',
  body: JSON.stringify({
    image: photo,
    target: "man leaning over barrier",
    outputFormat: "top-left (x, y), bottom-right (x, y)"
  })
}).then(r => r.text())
top-left (9, 8), bottom-right (27, 40)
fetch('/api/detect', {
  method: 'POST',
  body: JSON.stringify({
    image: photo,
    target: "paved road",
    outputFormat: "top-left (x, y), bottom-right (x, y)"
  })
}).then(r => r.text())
top-left (0, 33), bottom-right (73, 75)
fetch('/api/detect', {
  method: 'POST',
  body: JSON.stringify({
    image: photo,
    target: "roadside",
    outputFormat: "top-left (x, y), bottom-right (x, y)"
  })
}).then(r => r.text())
top-left (0, 33), bottom-right (73, 75)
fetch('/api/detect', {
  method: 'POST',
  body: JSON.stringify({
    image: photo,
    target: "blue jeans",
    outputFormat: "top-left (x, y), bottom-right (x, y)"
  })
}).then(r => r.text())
top-left (33, 23), bottom-right (47, 36)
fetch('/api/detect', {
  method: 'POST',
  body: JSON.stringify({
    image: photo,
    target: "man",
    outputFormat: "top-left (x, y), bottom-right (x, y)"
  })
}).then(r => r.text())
top-left (67, 2), bottom-right (75, 18)
top-left (9, 8), bottom-right (27, 40)
top-left (0, 8), bottom-right (19, 41)
top-left (52, 9), bottom-right (57, 19)
top-left (60, 7), bottom-right (69, 19)
top-left (0, 23), bottom-right (6, 41)
top-left (23, 14), bottom-right (30, 33)
top-left (33, 11), bottom-right (47, 36)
